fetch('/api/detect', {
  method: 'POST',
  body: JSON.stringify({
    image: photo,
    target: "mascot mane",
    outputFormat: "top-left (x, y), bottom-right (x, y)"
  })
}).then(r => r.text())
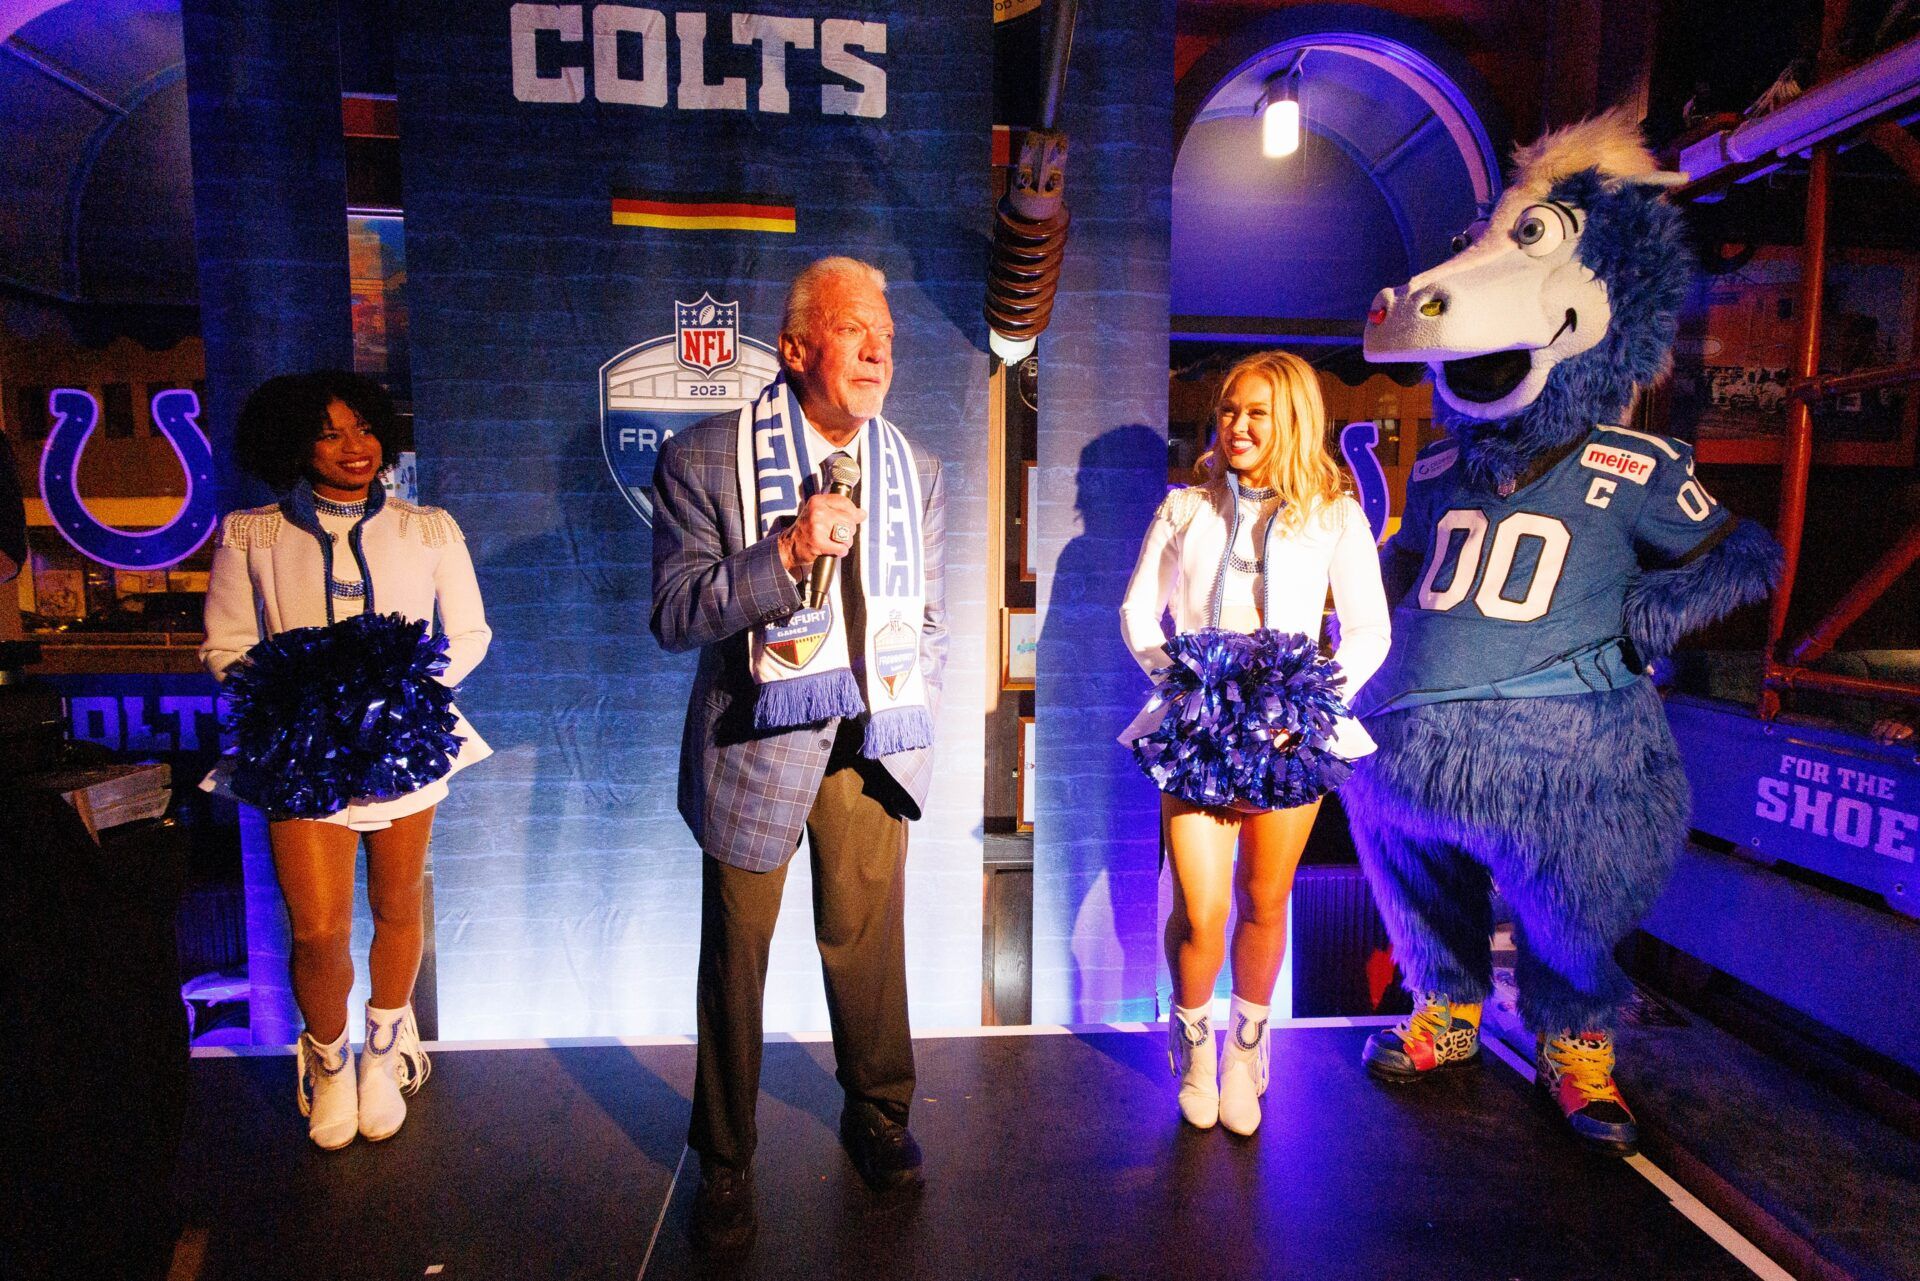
top-left (1507, 106), bottom-right (1668, 199)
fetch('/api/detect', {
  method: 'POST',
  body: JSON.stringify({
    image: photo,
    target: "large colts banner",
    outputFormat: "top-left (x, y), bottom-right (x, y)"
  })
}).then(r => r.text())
top-left (396, 2), bottom-right (990, 1038)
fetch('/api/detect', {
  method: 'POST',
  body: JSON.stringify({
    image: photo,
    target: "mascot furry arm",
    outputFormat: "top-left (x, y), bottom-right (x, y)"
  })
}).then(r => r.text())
top-left (1624, 521), bottom-right (1782, 664)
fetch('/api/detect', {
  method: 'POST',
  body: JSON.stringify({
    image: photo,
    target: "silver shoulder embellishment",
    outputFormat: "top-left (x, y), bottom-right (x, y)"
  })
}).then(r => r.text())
top-left (219, 505), bottom-right (282, 550)
top-left (1162, 485), bottom-right (1207, 528)
top-left (393, 501), bottom-right (460, 548)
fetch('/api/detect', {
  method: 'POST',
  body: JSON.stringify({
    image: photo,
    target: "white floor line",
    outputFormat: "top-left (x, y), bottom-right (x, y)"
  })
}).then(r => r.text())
top-left (1625, 1155), bottom-right (1796, 1281)
top-left (635, 1143), bottom-right (687, 1280)
top-left (1477, 1033), bottom-right (1793, 1281)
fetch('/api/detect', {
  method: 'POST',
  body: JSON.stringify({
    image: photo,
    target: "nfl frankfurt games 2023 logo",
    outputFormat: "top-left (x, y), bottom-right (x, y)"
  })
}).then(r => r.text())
top-left (600, 293), bottom-right (780, 525)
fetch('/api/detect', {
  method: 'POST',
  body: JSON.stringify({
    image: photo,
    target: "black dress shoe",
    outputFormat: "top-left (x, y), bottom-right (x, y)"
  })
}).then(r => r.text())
top-left (689, 1161), bottom-right (756, 1252)
top-left (839, 1099), bottom-right (925, 1192)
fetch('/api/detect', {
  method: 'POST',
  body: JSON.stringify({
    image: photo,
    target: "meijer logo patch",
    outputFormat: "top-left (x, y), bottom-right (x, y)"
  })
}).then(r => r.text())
top-left (1581, 443), bottom-right (1655, 485)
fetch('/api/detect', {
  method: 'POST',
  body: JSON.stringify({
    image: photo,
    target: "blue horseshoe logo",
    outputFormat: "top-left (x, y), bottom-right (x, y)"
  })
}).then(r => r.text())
top-left (1340, 420), bottom-right (1391, 543)
top-left (40, 387), bottom-right (217, 569)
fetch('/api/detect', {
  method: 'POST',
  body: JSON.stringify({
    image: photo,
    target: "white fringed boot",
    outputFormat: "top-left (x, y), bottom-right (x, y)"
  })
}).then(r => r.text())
top-left (358, 1003), bottom-right (432, 1141)
top-left (296, 1026), bottom-right (358, 1150)
top-left (1218, 994), bottom-right (1271, 1137)
top-left (1168, 1003), bottom-right (1220, 1129)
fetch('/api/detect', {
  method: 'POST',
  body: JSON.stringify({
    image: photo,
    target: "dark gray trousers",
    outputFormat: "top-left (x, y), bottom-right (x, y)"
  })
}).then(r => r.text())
top-left (687, 732), bottom-right (914, 1169)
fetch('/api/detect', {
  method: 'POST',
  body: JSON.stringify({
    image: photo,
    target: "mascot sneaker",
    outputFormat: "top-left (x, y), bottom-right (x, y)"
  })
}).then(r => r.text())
top-left (1537, 1030), bottom-right (1638, 1155)
top-left (1168, 1004), bottom-right (1219, 1129)
top-left (296, 1026), bottom-right (357, 1150)
top-left (358, 1003), bottom-right (432, 1141)
top-left (1217, 995), bottom-right (1271, 1137)
top-left (1362, 991), bottom-right (1481, 1082)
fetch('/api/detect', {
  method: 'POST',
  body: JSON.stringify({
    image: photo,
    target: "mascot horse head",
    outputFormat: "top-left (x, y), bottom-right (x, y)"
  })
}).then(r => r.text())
top-left (1364, 108), bottom-right (1694, 483)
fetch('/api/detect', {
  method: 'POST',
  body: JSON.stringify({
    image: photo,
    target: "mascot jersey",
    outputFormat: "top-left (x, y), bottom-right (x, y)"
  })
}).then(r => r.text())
top-left (1358, 423), bottom-right (1731, 715)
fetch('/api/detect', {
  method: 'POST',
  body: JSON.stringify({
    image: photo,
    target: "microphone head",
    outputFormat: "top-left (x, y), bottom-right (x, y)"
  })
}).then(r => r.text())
top-left (828, 455), bottom-right (862, 490)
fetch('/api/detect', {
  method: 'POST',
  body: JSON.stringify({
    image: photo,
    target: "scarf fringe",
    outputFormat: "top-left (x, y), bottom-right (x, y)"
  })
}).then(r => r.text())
top-left (861, 705), bottom-right (935, 758)
top-left (753, 669), bottom-right (865, 731)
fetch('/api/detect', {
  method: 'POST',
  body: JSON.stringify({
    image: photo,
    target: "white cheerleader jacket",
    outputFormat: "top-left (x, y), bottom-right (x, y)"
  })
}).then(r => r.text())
top-left (1118, 477), bottom-right (1391, 760)
top-left (199, 482), bottom-right (493, 818)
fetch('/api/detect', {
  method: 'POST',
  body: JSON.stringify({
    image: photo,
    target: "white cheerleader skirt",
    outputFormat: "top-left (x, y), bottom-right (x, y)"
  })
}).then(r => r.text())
top-left (200, 706), bottom-right (492, 832)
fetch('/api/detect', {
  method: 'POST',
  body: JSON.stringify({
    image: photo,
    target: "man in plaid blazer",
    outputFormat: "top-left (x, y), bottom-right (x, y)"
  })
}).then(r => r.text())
top-left (649, 257), bottom-right (947, 1251)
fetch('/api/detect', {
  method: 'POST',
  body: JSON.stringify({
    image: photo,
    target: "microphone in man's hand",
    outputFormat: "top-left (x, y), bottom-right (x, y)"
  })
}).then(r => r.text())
top-left (808, 454), bottom-right (863, 609)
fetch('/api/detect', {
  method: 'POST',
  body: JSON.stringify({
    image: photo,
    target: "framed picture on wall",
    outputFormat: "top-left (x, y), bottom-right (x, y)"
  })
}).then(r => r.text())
top-left (1671, 245), bottom-right (1919, 466)
top-left (1017, 715), bottom-right (1036, 833)
top-left (1018, 461), bottom-right (1038, 582)
top-left (1002, 606), bottom-right (1037, 690)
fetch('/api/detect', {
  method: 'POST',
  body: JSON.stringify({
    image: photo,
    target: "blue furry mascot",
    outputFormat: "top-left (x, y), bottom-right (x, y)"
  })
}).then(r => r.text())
top-left (1345, 110), bottom-right (1782, 1155)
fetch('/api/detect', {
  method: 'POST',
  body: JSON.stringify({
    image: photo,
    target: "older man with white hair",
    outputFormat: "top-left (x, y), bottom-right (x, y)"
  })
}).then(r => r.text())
top-left (649, 256), bottom-right (948, 1251)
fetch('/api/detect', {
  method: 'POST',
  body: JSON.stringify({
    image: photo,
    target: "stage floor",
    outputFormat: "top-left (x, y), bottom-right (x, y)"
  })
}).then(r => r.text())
top-left (176, 1021), bottom-right (1786, 1280)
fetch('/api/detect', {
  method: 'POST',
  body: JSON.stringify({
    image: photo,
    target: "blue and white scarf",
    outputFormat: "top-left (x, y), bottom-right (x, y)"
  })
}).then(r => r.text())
top-left (736, 375), bottom-right (933, 758)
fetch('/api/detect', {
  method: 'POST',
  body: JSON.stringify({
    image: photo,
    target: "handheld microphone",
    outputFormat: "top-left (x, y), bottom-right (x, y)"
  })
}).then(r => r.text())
top-left (808, 454), bottom-right (863, 609)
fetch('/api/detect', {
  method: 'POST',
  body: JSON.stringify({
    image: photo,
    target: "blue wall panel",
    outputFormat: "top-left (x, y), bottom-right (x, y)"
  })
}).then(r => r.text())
top-left (1032, 0), bottom-right (1176, 1025)
top-left (393, 2), bottom-right (990, 1037)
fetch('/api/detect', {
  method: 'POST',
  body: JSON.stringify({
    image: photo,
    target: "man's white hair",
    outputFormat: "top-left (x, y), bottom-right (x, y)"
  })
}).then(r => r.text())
top-left (781, 256), bottom-right (888, 340)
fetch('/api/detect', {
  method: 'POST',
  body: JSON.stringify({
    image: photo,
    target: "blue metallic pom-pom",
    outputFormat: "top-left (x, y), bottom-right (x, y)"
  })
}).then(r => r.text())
top-left (222, 612), bottom-right (464, 819)
top-left (1130, 628), bottom-right (1353, 811)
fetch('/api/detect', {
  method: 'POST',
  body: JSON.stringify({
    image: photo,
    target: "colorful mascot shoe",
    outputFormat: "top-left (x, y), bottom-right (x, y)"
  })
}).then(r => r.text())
top-left (1537, 1031), bottom-right (1638, 1155)
top-left (1362, 991), bottom-right (1481, 1082)
top-left (1168, 1004), bottom-right (1220, 1129)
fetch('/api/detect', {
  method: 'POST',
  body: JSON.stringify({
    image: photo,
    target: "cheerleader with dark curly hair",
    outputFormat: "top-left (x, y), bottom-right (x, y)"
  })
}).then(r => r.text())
top-left (200, 370), bottom-right (490, 1149)
top-left (1119, 350), bottom-right (1389, 1136)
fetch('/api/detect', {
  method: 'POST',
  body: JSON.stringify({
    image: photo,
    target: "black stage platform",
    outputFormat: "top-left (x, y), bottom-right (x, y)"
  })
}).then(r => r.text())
top-left (176, 1022), bottom-right (1786, 1280)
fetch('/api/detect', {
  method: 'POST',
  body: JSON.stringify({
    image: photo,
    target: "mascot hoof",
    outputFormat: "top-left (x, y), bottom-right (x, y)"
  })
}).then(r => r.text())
top-left (1362, 992), bottom-right (1482, 1082)
top-left (1537, 1032), bottom-right (1639, 1156)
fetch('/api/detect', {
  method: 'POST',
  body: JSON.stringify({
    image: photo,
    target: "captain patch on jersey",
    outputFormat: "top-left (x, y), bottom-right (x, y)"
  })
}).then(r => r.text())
top-left (1357, 424), bottom-right (1731, 716)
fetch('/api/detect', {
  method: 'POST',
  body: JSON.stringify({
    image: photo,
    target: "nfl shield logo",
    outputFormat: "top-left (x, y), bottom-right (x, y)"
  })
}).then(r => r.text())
top-left (676, 294), bottom-right (739, 376)
top-left (600, 300), bottom-right (779, 528)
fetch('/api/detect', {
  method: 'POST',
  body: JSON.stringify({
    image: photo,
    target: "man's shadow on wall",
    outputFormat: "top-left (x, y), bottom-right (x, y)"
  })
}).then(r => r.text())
top-left (1035, 423), bottom-right (1169, 1026)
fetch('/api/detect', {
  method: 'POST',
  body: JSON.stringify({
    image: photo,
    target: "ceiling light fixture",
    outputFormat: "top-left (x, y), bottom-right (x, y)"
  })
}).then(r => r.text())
top-left (1262, 71), bottom-right (1301, 158)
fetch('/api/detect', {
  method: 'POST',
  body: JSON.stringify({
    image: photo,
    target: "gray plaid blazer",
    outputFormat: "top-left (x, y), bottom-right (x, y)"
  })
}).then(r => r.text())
top-left (649, 412), bottom-right (948, 872)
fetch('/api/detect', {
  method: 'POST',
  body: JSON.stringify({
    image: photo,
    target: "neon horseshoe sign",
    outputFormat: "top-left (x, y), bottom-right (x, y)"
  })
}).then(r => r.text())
top-left (1339, 420), bottom-right (1391, 543)
top-left (40, 387), bottom-right (217, 569)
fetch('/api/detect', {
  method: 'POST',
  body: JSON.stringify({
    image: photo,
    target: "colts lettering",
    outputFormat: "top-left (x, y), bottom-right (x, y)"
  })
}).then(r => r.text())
top-left (511, 5), bottom-right (887, 118)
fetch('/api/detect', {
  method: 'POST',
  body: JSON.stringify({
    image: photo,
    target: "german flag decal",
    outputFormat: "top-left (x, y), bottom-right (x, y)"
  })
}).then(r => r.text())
top-left (610, 191), bottom-right (796, 233)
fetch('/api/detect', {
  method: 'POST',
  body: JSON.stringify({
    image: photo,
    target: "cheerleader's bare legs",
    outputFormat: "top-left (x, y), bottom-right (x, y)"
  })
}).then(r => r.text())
top-left (272, 819), bottom-right (360, 1046)
top-left (271, 804), bottom-right (437, 1146)
top-left (364, 806), bottom-right (435, 1009)
top-left (1163, 793), bottom-right (1322, 1134)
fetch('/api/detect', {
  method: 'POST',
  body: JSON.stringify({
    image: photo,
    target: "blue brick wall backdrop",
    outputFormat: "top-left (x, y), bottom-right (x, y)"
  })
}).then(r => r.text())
top-left (181, 0), bottom-right (356, 1045)
top-left (181, 0), bottom-right (353, 516)
top-left (1032, 0), bottom-right (1175, 1025)
top-left (393, 2), bottom-right (990, 1038)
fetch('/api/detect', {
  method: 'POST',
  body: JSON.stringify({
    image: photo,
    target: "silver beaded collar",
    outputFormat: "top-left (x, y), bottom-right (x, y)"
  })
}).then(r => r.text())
top-left (313, 493), bottom-right (370, 519)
